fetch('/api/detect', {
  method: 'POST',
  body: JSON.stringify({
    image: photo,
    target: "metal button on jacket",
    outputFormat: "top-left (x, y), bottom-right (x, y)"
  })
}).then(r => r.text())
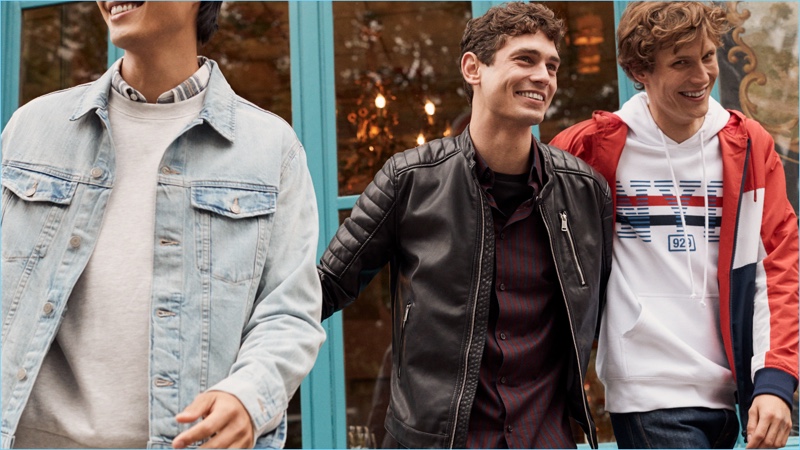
top-left (69, 236), bottom-right (81, 248)
top-left (90, 167), bottom-right (103, 178)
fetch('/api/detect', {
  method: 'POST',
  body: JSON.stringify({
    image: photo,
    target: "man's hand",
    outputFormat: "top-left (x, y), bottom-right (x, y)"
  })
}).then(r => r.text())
top-left (172, 391), bottom-right (255, 449)
top-left (746, 394), bottom-right (792, 449)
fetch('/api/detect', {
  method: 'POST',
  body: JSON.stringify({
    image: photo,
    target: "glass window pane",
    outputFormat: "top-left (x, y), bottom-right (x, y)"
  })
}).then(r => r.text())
top-left (542, 1), bottom-right (619, 142)
top-left (20, 2), bottom-right (107, 106)
top-left (203, 1), bottom-right (292, 123)
top-left (337, 209), bottom-right (393, 449)
top-left (334, 1), bottom-right (472, 196)
top-left (719, 1), bottom-right (799, 215)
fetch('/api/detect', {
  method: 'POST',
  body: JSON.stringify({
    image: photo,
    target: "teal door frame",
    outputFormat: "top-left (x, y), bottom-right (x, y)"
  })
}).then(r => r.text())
top-left (2, 2), bottom-right (798, 449)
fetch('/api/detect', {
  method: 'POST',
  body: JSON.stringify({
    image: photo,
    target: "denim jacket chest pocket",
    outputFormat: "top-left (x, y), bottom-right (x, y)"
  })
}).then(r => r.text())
top-left (1, 166), bottom-right (78, 261)
top-left (190, 182), bottom-right (278, 284)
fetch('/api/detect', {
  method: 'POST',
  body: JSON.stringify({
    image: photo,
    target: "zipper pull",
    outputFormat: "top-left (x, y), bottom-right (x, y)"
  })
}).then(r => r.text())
top-left (402, 302), bottom-right (411, 328)
top-left (560, 211), bottom-right (568, 231)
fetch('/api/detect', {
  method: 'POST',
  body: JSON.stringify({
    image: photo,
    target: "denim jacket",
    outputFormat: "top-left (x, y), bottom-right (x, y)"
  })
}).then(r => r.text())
top-left (1, 60), bottom-right (325, 448)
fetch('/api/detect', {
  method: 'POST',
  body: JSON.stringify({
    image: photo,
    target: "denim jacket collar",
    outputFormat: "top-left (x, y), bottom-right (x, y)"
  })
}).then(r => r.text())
top-left (69, 58), bottom-right (237, 143)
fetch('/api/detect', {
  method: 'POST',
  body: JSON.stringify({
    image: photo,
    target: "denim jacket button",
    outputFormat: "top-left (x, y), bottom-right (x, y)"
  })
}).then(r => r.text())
top-left (230, 201), bottom-right (241, 215)
top-left (90, 167), bottom-right (103, 178)
top-left (69, 236), bottom-right (82, 248)
top-left (24, 186), bottom-right (36, 197)
top-left (161, 166), bottom-right (171, 175)
top-left (42, 302), bottom-right (54, 315)
top-left (16, 368), bottom-right (27, 381)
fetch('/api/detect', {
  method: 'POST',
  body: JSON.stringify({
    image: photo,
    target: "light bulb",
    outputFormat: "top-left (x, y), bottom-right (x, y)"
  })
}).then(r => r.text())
top-left (424, 100), bottom-right (435, 116)
top-left (375, 93), bottom-right (386, 109)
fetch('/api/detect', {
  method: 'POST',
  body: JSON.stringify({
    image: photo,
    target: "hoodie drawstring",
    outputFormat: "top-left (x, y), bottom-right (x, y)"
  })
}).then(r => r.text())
top-left (659, 130), bottom-right (710, 308)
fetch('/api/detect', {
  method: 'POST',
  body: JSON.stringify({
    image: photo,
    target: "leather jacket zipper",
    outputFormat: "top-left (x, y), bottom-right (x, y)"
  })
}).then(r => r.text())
top-left (448, 190), bottom-right (486, 449)
top-left (397, 302), bottom-right (412, 378)
top-left (560, 211), bottom-right (586, 286)
top-left (542, 205), bottom-right (597, 447)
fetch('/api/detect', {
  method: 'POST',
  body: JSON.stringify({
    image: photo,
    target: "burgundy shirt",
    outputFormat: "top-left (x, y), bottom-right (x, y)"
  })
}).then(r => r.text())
top-left (466, 143), bottom-right (575, 449)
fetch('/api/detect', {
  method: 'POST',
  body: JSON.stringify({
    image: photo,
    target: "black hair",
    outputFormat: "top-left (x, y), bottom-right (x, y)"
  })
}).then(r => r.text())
top-left (197, 2), bottom-right (223, 46)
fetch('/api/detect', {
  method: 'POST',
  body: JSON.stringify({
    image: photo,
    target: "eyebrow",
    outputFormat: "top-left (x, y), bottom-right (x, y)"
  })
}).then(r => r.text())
top-left (513, 48), bottom-right (561, 65)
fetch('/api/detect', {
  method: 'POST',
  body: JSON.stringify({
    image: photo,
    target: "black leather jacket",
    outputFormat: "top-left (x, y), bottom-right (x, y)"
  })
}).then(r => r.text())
top-left (319, 129), bottom-right (613, 448)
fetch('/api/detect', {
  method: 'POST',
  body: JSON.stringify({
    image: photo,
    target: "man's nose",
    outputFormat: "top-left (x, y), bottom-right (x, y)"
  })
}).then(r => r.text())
top-left (528, 63), bottom-right (550, 85)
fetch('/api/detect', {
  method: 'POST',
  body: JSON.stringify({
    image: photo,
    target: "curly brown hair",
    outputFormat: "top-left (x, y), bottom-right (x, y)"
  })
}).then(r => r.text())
top-left (617, 2), bottom-right (729, 90)
top-left (460, 2), bottom-right (565, 103)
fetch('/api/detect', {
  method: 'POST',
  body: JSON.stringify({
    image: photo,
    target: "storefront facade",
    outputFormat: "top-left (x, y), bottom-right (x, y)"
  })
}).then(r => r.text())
top-left (1, 1), bottom-right (797, 448)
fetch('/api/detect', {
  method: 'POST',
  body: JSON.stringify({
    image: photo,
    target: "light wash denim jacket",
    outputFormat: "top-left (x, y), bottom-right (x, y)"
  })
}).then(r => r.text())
top-left (0, 60), bottom-right (325, 448)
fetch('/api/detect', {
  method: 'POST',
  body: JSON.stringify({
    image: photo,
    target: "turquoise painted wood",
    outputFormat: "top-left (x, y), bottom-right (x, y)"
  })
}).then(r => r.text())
top-left (289, 1), bottom-right (347, 448)
top-left (107, 41), bottom-right (124, 68)
top-left (614, 1), bottom-right (638, 105)
top-left (471, 0), bottom-right (504, 18)
top-left (1, 2), bottom-right (21, 129)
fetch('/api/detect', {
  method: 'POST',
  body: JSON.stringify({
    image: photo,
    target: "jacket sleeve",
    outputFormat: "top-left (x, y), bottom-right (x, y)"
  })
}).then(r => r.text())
top-left (598, 174), bottom-right (614, 337)
top-left (318, 156), bottom-right (398, 320)
top-left (209, 142), bottom-right (326, 441)
top-left (750, 124), bottom-right (799, 406)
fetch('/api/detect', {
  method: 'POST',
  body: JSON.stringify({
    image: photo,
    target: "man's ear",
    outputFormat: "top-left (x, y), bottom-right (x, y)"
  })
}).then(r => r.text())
top-left (632, 70), bottom-right (649, 89)
top-left (461, 52), bottom-right (481, 87)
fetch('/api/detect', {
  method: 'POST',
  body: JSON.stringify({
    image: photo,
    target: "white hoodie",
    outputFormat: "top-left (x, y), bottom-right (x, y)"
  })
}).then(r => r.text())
top-left (598, 92), bottom-right (737, 412)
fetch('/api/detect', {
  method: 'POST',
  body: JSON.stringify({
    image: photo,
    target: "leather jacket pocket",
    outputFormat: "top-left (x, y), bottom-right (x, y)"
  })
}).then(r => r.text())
top-left (559, 211), bottom-right (586, 286)
top-left (191, 182), bottom-right (277, 284)
top-left (397, 301), bottom-right (412, 378)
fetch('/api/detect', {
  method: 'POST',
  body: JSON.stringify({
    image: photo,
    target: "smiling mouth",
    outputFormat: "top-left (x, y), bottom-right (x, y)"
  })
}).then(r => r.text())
top-left (517, 91), bottom-right (544, 101)
top-left (681, 89), bottom-right (706, 99)
top-left (109, 2), bottom-right (144, 16)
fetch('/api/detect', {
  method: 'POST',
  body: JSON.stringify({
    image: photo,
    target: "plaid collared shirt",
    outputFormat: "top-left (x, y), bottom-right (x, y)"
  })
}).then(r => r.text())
top-left (110, 56), bottom-right (212, 103)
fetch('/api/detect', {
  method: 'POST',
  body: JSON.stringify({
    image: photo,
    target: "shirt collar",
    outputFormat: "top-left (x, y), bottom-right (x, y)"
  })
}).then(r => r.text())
top-left (474, 138), bottom-right (544, 189)
top-left (110, 56), bottom-right (212, 104)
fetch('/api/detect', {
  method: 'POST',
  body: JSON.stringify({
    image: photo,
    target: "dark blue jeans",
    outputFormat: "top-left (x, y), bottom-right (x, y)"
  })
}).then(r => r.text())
top-left (610, 407), bottom-right (740, 449)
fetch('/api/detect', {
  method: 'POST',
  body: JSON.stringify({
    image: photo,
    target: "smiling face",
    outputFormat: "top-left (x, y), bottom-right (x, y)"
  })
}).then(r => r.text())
top-left (634, 34), bottom-right (720, 141)
top-left (468, 31), bottom-right (559, 129)
top-left (96, 1), bottom-right (199, 54)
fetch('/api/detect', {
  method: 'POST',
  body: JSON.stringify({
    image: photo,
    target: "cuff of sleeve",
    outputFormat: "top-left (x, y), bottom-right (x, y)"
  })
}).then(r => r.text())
top-left (253, 413), bottom-right (287, 449)
top-left (752, 368), bottom-right (799, 409)
top-left (209, 377), bottom-right (284, 440)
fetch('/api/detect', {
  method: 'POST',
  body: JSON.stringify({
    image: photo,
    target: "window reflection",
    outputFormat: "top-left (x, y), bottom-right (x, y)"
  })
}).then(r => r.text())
top-left (20, 2), bottom-right (107, 106)
top-left (334, 1), bottom-right (472, 196)
top-left (204, 1), bottom-right (292, 123)
top-left (543, 1), bottom-right (619, 142)
top-left (719, 1), bottom-right (799, 215)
